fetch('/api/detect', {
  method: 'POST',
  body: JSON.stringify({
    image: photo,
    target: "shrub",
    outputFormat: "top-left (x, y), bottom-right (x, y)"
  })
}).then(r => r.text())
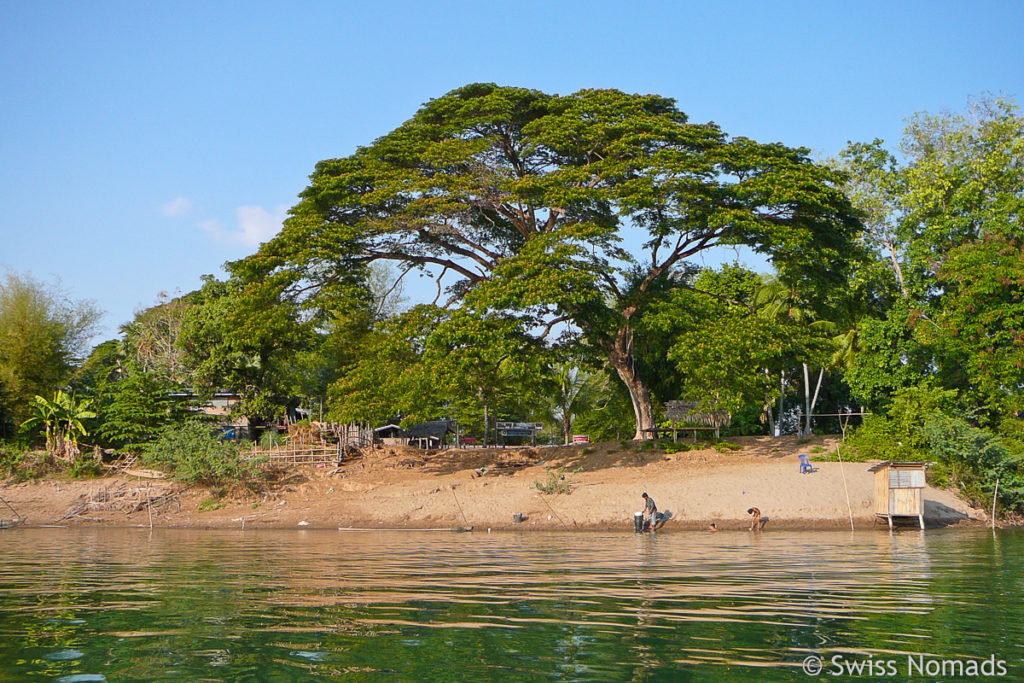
top-left (259, 430), bottom-right (285, 448)
top-left (68, 454), bottom-right (104, 479)
top-left (662, 442), bottom-right (692, 454)
top-left (0, 445), bottom-right (46, 482)
top-left (198, 497), bottom-right (225, 512)
top-left (921, 414), bottom-right (1024, 513)
top-left (140, 420), bottom-right (264, 486)
top-left (846, 384), bottom-right (960, 461)
top-left (534, 467), bottom-right (576, 495)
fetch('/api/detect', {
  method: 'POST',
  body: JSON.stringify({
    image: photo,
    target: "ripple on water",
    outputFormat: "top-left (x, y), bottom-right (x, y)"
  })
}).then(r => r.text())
top-left (0, 527), bottom-right (1021, 681)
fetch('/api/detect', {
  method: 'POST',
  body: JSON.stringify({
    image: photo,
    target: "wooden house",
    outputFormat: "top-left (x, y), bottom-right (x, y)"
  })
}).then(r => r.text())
top-left (867, 461), bottom-right (930, 529)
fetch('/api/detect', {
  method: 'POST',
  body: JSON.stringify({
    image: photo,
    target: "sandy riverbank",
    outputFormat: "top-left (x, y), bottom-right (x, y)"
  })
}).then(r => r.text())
top-left (0, 435), bottom-right (987, 531)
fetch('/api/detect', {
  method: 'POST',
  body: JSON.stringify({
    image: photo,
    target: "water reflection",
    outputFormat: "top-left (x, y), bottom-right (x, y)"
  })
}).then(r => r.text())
top-left (0, 527), bottom-right (1021, 681)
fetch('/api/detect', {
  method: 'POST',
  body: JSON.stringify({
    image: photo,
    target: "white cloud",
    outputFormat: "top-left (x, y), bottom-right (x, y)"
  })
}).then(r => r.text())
top-left (197, 205), bottom-right (287, 247)
top-left (161, 197), bottom-right (192, 217)
top-left (198, 219), bottom-right (222, 239)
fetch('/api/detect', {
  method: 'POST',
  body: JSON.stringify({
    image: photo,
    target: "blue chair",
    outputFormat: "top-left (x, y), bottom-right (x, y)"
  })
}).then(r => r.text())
top-left (799, 454), bottom-right (813, 474)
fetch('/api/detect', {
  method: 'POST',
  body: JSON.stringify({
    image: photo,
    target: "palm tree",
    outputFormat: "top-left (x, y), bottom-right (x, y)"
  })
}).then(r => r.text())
top-left (754, 279), bottom-right (836, 436)
top-left (546, 363), bottom-right (604, 445)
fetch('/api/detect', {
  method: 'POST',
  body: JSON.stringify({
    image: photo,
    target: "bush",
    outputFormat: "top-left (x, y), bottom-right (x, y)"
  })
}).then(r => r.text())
top-left (846, 384), bottom-right (961, 461)
top-left (68, 454), bottom-right (104, 479)
top-left (259, 430), bottom-right (285, 448)
top-left (140, 420), bottom-right (264, 486)
top-left (921, 414), bottom-right (1024, 513)
top-left (0, 444), bottom-right (46, 481)
top-left (534, 467), bottom-right (577, 495)
top-left (845, 384), bottom-right (1024, 514)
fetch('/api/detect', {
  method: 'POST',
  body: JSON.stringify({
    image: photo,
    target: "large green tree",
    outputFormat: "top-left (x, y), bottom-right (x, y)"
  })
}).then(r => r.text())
top-left (839, 96), bottom-right (1024, 421)
top-left (0, 272), bottom-right (101, 435)
top-left (176, 273), bottom-right (317, 429)
top-left (245, 84), bottom-right (860, 438)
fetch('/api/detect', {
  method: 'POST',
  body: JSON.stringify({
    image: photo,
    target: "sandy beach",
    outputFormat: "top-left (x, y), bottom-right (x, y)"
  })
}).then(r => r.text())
top-left (0, 435), bottom-right (987, 531)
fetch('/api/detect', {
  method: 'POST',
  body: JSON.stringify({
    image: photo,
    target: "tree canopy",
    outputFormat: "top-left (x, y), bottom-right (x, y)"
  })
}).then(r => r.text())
top-left (0, 272), bottom-right (101, 435)
top-left (242, 84), bottom-right (861, 438)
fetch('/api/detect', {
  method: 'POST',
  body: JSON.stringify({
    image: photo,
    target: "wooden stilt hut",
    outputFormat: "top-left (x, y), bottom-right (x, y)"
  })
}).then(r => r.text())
top-left (867, 461), bottom-right (930, 530)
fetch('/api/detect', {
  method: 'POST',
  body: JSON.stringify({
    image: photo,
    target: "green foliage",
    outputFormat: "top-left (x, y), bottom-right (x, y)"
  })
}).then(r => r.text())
top-left (844, 300), bottom-right (934, 411)
top-left (0, 445), bottom-right (46, 481)
top-left (569, 370), bottom-right (637, 443)
top-left (661, 441), bottom-right (693, 454)
top-left (0, 272), bottom-right (101, 432)
top-left (330, 305), bottom-right (550, 439)
top-left (842, 97), bottom-right (1024, 424)
top-left (198, 497), bottom-right (226, 512)
top-left (177, 274), bottom-right (320, 427)
top-left (847, 384), bottom-right (961, 462)
top-left (711, 440), bottom-right (743, 453)
top-left (67, 454), bottom-right (104, 479)
top-left (259, 430), bottom-right (285, 448)
top-left (139, 420), bottom-right (263, 486)
top-left (534, 467), bottom-right (577, 495)
top-left (93, 370), bottom-right (189, 452)
top-left (245, 83), bottom-right (860, 438)
top-left (921, 414), bottom-right (1024, 513)
top-left (118, 292), bottom-right (191, 384)
top-left (20, 390), bottom-right (96, 462)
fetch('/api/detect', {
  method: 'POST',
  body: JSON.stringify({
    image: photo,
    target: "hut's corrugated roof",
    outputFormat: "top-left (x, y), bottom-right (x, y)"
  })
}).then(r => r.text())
top-left (404, 421), bottom-right (454, 439)
top-left (374, 424), bottom-right (407, 437)
top-left (866, 461), bottom-right (931, 472)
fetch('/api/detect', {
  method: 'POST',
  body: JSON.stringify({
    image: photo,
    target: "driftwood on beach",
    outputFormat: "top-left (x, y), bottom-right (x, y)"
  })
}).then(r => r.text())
top-left (55, 481), bottom-right (185, 521)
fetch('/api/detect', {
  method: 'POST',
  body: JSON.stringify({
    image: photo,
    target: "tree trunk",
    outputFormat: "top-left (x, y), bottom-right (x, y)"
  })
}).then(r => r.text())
top-left (775, 371), bottom-right (786, 437)
top-left (803, 364), bottom-right (825, 436)
top-left (607, 326), bottom-right (655, 440)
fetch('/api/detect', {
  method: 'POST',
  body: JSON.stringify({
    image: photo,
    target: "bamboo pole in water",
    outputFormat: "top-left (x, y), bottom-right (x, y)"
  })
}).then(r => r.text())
top-left (992, 478), bottom-right (1000, 529)
top-left (835, 443), bottom-right (855, 532)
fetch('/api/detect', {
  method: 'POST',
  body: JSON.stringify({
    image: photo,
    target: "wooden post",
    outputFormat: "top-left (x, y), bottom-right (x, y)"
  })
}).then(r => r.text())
top-left (835, 443), bottom-right (855, 532)
top-left (992, 478), bottom-right (1000, 529)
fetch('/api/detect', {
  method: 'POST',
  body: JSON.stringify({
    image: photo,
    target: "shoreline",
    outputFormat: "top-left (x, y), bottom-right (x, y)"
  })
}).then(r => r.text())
top-left (1, 435), bottom-right (990, 533)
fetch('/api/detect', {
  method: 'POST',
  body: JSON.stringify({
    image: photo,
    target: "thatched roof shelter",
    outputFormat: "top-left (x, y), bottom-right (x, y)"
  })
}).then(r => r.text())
top-left (664, 401), bottom-right (731, 429)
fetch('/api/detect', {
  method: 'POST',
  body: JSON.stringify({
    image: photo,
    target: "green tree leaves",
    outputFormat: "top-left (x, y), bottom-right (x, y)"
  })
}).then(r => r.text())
top-left (0, 272), bottom-right (101, 433)
top-left (250, 84), bottom-right (859, 438)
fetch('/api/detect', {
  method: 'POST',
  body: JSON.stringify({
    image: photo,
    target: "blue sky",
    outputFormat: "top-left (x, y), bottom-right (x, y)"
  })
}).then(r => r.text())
top-left (2, 1), bottom-right (1022, 341)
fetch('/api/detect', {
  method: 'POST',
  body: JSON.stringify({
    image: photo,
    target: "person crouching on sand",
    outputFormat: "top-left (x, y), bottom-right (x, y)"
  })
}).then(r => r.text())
top-left (747, 507), bottom-right (762, 531)
top-left (641, 492), bottom-right (666, 531)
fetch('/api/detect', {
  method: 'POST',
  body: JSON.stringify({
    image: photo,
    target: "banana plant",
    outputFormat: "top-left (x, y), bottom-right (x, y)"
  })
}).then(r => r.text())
top-left (20, 390), bottom-right (96, 462)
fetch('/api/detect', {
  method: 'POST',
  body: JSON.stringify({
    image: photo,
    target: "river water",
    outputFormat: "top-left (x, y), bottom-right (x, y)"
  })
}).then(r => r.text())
top-left (0, 527), bottom-right (1020, 681)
